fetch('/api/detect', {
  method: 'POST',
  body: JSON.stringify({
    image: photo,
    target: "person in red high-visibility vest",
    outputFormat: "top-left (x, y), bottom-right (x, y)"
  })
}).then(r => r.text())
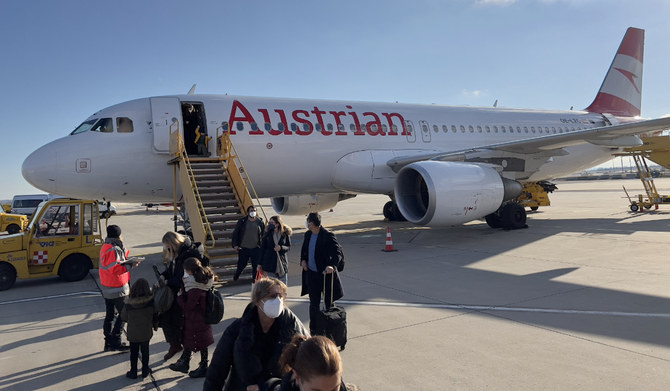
top-left (100, 225), bottom-right (139, 351)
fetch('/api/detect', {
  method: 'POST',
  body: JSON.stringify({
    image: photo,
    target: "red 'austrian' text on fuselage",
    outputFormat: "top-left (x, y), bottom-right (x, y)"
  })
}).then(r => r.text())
top-left (227, 100), bottom-right (410, 136)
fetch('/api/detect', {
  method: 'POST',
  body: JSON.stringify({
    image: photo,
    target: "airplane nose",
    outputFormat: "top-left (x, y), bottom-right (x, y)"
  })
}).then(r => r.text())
top-left (22, 143), bottom-right (58, 193)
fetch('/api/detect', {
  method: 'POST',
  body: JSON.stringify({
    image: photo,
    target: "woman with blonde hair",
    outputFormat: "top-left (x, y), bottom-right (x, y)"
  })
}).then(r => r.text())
top-left (203, 277), bottom-right (308, 391)
top-left (159, 231), bottom-right (207, 361)
top-left (259, 215), bottom-right (292, 284)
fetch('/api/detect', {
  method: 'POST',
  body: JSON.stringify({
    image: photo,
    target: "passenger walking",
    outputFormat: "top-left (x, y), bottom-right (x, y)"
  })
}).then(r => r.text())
top-left (261, 335), bottom-right (356, 391)
top-left (100, 224), bottom-right (139, 352)
top-left (120, 278), bottom-right (158, 379)
top-left (300, 212), bottom-right (344, 335)
top-left (259, 215), bottom-right (292, 285)
top-left (168, 257), bottom-right (215, 378)
top-left (232, 205), bottom-right (265, 281)
top-left (159, 231), bottom-right (207, 361)
top-left (203, 277), bottom-right (309, 391)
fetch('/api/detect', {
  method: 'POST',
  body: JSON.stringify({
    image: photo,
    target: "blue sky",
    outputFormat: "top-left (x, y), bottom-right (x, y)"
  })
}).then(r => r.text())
top-left (1, 0), bottom-right (669, 200)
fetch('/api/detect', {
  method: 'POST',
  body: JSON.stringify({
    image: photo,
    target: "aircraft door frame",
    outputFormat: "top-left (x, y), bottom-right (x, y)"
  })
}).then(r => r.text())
top-left (405, 120), bottom-right (416, 143)
top-left (419, 120), bottom-right (432, 143)
top-left (150, 97), bottom-right (182, 154)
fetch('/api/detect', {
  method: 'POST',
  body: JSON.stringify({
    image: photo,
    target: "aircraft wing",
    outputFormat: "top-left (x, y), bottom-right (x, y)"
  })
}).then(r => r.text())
top-left (387, 116), bottom-right (670, 171)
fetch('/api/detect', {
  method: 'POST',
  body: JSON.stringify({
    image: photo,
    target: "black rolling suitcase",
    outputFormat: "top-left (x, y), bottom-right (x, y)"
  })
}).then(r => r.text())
top-left (315, 272), bottom-right (347, 350)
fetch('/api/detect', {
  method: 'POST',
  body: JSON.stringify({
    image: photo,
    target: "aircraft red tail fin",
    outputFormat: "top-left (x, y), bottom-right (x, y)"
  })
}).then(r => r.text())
top-left (585, 27), bottom-right (644, 117)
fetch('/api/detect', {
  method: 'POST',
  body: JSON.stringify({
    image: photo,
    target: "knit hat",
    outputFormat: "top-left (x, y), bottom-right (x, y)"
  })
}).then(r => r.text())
top-left (106, 225), bottom-right (122, 238)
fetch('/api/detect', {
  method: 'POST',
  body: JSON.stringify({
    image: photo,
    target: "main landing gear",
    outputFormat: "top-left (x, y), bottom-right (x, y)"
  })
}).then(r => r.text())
top-left (383, 201), bottom-right (406, 222)
top-left (485, 202), bottom-right (527, 230)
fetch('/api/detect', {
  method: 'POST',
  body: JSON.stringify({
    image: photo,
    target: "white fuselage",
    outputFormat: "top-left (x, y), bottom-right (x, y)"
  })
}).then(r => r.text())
top-left (22, 94), bottom-right (621, 203)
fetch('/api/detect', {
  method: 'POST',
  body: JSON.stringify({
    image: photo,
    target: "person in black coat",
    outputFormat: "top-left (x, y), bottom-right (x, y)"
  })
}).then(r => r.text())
top-left (231, 205), bottom-right (265, 281)
top-left (203, 278), bottom-right (309, 391)
top-left (259, 215), bottom-right (292, 285)
top-left (300, 212), bottom-right (344, 335)
top-left (159, 231), bottom-right (206, 361)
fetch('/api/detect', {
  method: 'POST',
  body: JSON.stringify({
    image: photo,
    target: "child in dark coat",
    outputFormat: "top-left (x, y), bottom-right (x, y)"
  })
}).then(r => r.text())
top-left (169, 257), bottom-right (215, 378)
top-left (121, 278), bottom-right (158, 379)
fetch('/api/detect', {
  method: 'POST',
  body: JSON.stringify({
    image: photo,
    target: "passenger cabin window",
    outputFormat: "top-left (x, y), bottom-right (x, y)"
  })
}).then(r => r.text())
top-left (116, 117), bottom-right (134, 133)
top-left (237, 122), bottom-right (244, 131)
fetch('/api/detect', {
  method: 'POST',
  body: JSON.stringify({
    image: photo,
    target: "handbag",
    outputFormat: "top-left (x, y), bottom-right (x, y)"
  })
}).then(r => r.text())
top-left (275, 251), bottom-right (286, 277)
top-left (251, 269), bottom-right (264, 293)
top-left (152, 265), bottom-right (174, 314)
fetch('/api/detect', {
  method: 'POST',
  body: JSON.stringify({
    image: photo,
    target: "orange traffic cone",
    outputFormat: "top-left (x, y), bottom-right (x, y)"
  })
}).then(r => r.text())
top-left (382, 227), bottom-right (397, 252)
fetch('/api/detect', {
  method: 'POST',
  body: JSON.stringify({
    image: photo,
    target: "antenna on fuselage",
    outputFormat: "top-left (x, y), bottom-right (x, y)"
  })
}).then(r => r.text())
top-left (493, 99), bottom-right (498, 108)
top-left (187, 84), bottom-right (197, 95)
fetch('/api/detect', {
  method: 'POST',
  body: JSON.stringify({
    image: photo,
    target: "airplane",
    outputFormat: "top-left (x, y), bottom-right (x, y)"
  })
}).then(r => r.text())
top-left (22, 27), bottom-right (670, 229)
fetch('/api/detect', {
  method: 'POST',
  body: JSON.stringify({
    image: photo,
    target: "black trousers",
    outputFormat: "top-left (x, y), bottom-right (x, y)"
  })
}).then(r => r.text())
top-left (235, 247), bottom-right (260, 279)
top-left (103, 297), bottom-right (125, 343)
top-left (129, 341), bottom-right (150, 370)
top-left (306, 270), bottom-right (333, 334)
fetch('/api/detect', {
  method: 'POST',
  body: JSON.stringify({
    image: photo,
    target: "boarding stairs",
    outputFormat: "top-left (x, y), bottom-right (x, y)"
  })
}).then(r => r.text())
top-left (168, 122), bottom-right (265, 283)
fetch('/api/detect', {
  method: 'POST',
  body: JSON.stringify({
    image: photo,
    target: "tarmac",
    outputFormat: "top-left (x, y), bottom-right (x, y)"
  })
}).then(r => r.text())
top-left (2, 178), bottom-right (670, 390)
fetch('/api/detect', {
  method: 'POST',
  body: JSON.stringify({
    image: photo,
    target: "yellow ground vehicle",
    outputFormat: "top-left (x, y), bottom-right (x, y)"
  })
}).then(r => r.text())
top-left (0, 198), bottom-right (103, 290)
top-left (0, 211), bottom-right (28, 234)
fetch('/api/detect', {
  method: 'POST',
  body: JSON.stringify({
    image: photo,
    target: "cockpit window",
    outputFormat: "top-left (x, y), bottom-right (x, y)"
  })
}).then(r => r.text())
top-left (91, 118), bottom-right (114, 133)
top-left (70, 119), bottom-right (97, 135)
top-left (117, 117), bottom-right (134, 133)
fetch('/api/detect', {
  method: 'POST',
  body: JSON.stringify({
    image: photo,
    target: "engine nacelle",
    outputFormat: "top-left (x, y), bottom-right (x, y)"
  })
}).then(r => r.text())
top-left (271, 193), bottom-right (355, 215)
top-left (394, 161), bottom-right (522, 226)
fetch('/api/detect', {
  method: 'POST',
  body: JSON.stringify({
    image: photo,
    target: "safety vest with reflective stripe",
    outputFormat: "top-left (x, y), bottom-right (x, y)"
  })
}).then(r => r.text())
top-left (99, 243), bottom-right (130, 288)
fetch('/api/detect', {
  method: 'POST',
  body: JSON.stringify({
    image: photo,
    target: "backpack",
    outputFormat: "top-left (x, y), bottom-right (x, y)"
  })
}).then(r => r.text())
top-left (204, 286), bottom-right (224, 324)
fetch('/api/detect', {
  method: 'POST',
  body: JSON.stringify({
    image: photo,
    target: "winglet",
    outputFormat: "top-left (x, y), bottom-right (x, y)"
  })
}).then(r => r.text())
top-left (585, 27), bottom-right (644, 117)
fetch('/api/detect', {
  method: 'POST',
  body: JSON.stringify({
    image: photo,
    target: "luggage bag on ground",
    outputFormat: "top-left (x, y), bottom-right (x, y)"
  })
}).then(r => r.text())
top-left (315, 272), bottom-right (347, 350)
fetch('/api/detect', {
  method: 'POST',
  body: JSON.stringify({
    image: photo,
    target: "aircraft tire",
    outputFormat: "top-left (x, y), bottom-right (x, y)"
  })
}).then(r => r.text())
top-left (383, 201), bottom-right (395, 220)
top-left (58, 254), bottom-right (93, 282)
top-left (0, 262), bottom-right (17, 291)
top-left (501, 202), bottom-right (527, 230)
top-left (485, 213), bottom-right (503, 229)
top-left (6, 224), bottom-right (20, 234)
top-left (391, 203), bottom-right (406, 222)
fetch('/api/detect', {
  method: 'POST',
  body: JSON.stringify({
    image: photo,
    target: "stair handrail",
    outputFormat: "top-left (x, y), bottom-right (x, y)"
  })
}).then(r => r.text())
top-left (170, 121), bottom-right (216, 248)
top-left (216, 126), bottom-right (268, 222)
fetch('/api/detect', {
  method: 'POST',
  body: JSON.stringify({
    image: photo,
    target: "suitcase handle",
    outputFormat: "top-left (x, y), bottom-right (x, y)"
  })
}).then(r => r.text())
top-left (322, 271), bottom-right (335, 309)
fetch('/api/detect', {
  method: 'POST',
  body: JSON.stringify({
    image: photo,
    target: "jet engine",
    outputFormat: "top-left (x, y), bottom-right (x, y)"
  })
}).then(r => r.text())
top-left (271, 193), bottom-right (356, 215)
top-left (394, 161), bottom-right (522, 226)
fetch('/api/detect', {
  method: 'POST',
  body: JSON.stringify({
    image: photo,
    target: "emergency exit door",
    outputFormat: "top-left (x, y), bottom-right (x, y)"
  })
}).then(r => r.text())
top-left (150, 97), bottom-right (182, 154)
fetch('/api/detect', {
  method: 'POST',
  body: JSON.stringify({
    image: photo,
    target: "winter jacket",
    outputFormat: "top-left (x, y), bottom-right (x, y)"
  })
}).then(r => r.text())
top-left (99, 238), bottom-right (131, 299)
top-left (120, 293), bottom-right (158, 343)
top-left (231, 216), bottom-right (265, 249)
top-left (259, 230), bottom-right (291, 276)
top-left (161, 237), bottom-right (205, 292)
top-left (178, 278), bottom-right (214, 351)
top-left (203, 303), bottom-right (309, 391)
top-left (261, 373), bottom-right (351, 391)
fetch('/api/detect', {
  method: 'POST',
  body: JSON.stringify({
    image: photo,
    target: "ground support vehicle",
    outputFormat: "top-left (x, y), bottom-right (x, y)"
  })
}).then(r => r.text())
top-left (516, 181), bottom-right (556, 211)
top-left (0, 198), bottom-right (102, 290)
top-left (0, 212), bottom-right (28, 234)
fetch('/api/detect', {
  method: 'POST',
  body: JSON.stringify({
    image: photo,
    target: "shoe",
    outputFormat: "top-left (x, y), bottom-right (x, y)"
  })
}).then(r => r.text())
top-left (141, 367), bottom-right (152, 378)
top-left (188, 361), bottom-right (208, 378)
top-left (169, 359), bottom-right (189, 374)
top-left (126, 370), bottom-right (138, 379)
top-left (169, 350), bottom-right (191, 373)
top-left (163, 344), bottom-right (183, 361)
top-left (233, 274), bottom-right (239, 281)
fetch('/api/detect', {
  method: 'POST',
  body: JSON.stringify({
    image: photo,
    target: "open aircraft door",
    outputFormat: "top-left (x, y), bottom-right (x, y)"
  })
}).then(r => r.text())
top-left (150, 97), bottom-right (182, 154)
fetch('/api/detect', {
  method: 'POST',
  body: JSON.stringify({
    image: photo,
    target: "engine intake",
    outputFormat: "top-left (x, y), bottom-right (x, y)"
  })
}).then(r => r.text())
top-left (394, 161), bottom-right (522, 226)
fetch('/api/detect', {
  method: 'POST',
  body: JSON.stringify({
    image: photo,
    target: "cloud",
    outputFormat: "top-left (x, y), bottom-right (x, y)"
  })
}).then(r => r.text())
top-left (462, 89), bottom-right (488, 98)
top-left (474, 0), bottom-right (518, 6)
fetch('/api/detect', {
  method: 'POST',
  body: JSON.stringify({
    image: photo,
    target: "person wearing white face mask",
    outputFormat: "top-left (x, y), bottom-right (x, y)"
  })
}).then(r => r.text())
top-left (203, 277), bottom-right (309, 391)
top-left (232, 205), bottom-right (265, 281)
